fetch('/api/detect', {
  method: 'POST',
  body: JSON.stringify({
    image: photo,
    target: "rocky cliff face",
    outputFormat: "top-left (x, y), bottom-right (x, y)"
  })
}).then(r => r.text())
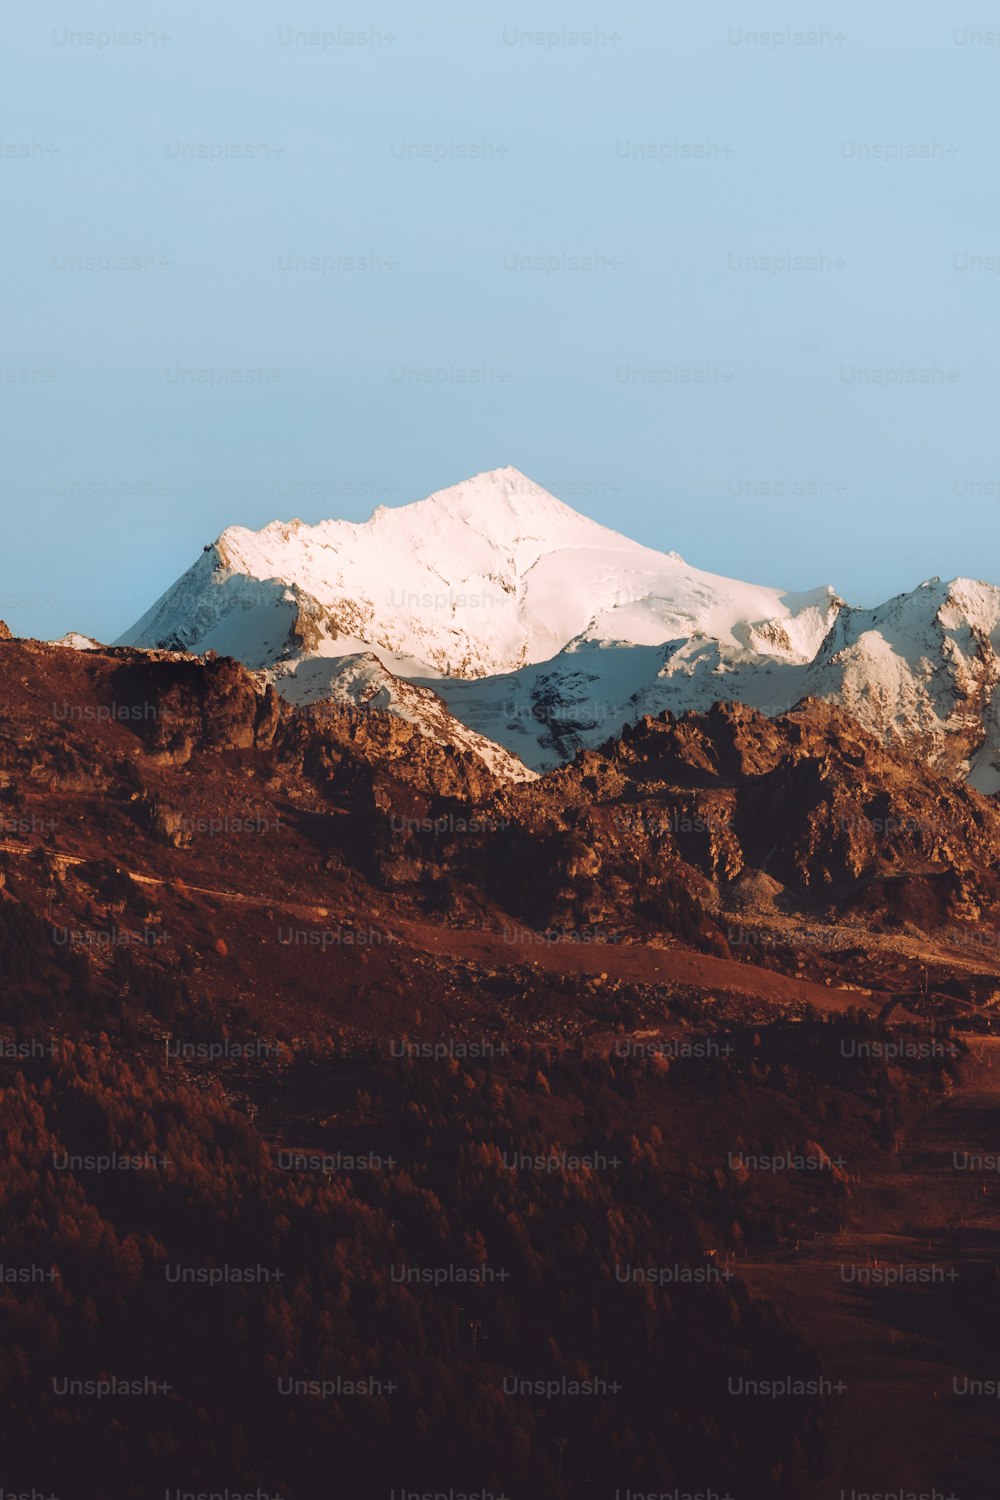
top-left (468, 699), bottom-right (1000, 934)
top-left (0, 637), bottom-right (508, 810)
top-left (110, 652), bottom-right (283, 762)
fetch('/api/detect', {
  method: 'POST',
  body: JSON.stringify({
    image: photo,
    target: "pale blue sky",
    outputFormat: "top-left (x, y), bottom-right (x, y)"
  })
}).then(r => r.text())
top-left (3, 0), bottom-right (998, 641)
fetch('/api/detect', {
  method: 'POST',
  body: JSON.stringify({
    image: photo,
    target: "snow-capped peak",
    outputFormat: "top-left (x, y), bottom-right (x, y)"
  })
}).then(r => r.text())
top-left (118, 467), bottom-right (839, 680)
top-left (111, 467), bottom-right (1000, 790)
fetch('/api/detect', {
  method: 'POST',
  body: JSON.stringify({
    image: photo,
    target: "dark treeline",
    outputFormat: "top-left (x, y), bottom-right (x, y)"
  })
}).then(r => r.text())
top-left (0, 892), bottom-right (966, 1499)
top-left (0, 1039), bottom-right (835, 1499)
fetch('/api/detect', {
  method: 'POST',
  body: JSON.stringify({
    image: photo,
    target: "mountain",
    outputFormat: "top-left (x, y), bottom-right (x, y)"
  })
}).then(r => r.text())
top-left (115, 467), bottom-right (1000, 789)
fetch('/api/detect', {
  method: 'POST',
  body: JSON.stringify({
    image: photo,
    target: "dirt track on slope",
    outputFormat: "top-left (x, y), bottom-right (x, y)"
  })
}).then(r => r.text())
top-left (1, 838), bottom-right (883, 1016)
